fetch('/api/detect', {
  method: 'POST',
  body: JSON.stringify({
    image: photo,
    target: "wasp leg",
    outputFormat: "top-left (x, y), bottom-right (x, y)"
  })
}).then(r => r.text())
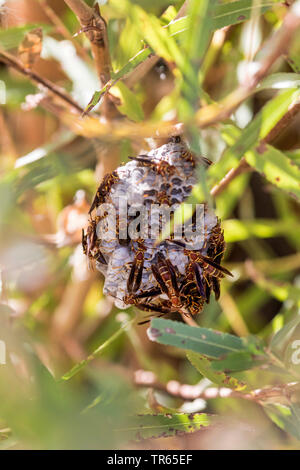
top-left (95, 250), bottom-right (107, 265)
top-left (134, 287), bottom-right (162, 300)
top-left (128, 155), bottom-right (153, 165)
top-left (88, 171), bottom-right (118, 214)
top-left (82, 229), bottom-right (87, 253)
top-left (167, 239), bottom-right (186, 248)
top-left (135, 302), bottom-right (172, 315)
top-left (212, 277), bottom-right (221, 300)
top-left (205, 278), bottom-right (211, 304)
top-left (138, 312), bottom-right (169, 326)
top-left (192, 263), bottom-right (206, 297)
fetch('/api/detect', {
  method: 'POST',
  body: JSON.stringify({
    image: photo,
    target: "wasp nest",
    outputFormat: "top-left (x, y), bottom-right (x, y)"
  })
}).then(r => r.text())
top-left (82, 137), bottom-right (232, 319)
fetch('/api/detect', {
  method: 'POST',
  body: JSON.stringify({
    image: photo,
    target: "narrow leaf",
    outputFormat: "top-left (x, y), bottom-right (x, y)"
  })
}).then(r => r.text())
top-left (111, 82), bottom-right (144, 122)
top-left (245, 144), bottom-right (300, 202)
top-left (148, 318), bottom-right (249, 359)
top-left (116, 413), bottom-right (211, 441)
top-left (187, 352), bottom-right (246, 390)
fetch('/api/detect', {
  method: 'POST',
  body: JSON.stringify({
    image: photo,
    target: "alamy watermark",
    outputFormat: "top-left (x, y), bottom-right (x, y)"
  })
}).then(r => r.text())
top-left (0, 340), bottom-right (6, 365)
top-left (291, 339), bottom-right (300, 365)
top-left (95, 201), bottom-right (205, 250)
top-left (0, 80), bottom-right (6, 105)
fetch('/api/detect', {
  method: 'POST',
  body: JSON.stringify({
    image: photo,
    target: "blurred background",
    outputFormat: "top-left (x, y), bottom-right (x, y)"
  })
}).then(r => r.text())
top-left (0, 0), bottom-right (300, 449)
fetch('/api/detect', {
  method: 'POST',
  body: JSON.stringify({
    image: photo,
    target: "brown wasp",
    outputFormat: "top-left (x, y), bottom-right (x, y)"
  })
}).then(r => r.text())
top-left (124, 252), bottom-right (193, 317)
top-left (128, 156), bottom-right (179, 178)
top-left (126, 239), bottom-right (147, 294)
top-left (179, 281), bottom-right (205, 315)
top-left (151, 253), bottom-right (183, 311)
top-left (88, 170), bottom-right (119, 215)
top-left (82, 220), bottom-right (107, 269)
top-left (170, 240), bottom-right (233, 301)
top-left (123, 250), bottom-right (182, 315)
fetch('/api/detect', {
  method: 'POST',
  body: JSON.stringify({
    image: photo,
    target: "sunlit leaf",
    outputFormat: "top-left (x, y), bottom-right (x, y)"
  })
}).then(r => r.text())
top-left (211, 351), bottom-right (265, 372)
top-left (259, 73), bottom-right (300, 90)
top-left (187, 352), bottom-right (246, 390)
top-left (223, 219), bottom-right (300, 242)
top-left (169, 1), bottom-right (281, 36)
top-left (265, 403), bottom-right (300, 440)
top-left (245, 145), bottom-right (300, 202)
top-left (148, 318), bottom-right (253, 359)
top-left (178, 0), bottom-right (216, 120)
top-left (62, 318), bottom-right (134, 380)
top-left (111, 81), bottom-right (144, 121)
top-left (0, 24), bottom-right (50, 50)
top-left (209, 88), bottom-right (300, 182)
top-left (116, 413), bottom-right (211, 441)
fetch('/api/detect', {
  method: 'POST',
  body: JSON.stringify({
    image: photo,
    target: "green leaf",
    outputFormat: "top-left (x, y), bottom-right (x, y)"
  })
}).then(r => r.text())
top-left (187, 352), bottom-right (246, 390)
top-left (223, 219), bottom-right (300, 242)
top-left (84, 48), bottom-right (152, 113)
top-left (251, 276), bottom-right (300, 304)
top-left (87, 0), bottom-right (283, 114)
top-left (130, 5), bottom-right (184, 65)
top-left (270, 314), bottom-right (300, 377)
top-left (148, 318), bottom-right (249, 359)
top-left (169, 1), bottom-right (280, 37)
top-left (183, 0), bottom-right (216, 75)
top-left (211, 351), bottom-right (264, 372)
top-left (61, 318), bottom-right (134, 381)
top-left (287, 29), bottom-right (300, 73)
top-left (0, 24), bottom-right (51, 50)
top-left (178, 0), bottom-right (216, 120)
top-left (285, 149), bottom-right (300, 165)
top-left (215, 173), bottom-right (250, 219)
top-left (259, 73), bottom-right (300, 90)
top-left (271, 315), bottom-right (300, 357)
top-left (212, 0), bottom-right (279, 29)
top-left (111, 82), bottom-right (144, 121)
top-left (265, 403), bottom-right (300, 440)
top-left (209, 88), bottom-right (300, 182)
top-left (116, 413), bottom-right (211, 441)
top-left (0, 132), bottom-right (79, 218)
top-left (245, 145), bottom-right (300, 202)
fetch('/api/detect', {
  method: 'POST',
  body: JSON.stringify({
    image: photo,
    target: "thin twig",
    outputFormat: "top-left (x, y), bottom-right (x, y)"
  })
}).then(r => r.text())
top-left (0, 48), bottom-right (83, 113)
top-left (225, 252), bottom-right (300, 285)
top-left (63, 0), bottom-right (117, 118)
top-left (182, 315), bottom-right (200, 327)
top-left (63, 0), bottom-right (111, 86)
top-left (196, 2), bottom-right (300, 129)
top-left (210, 159), bottom-right (252, 197)
top-left (38, 0), bottom-right (91, 63)
top-left (134, 370), bottom-right (300, 404)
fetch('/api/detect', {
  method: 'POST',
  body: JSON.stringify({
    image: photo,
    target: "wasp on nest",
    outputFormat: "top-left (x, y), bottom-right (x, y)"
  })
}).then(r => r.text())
top-left (82, 136), bottom-right (232, 322)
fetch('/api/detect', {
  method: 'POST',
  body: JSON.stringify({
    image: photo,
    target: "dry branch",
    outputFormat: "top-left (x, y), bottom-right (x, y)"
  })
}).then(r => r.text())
top-left (38, 0), bottom-right (90, 63)
top-left (64, 0), bottom-right (111, 86)
top-left (134, 370), bottom-right (300, 405)
top-left (0, 48), bottom-right (83, 113)
top-left (63, 0), bottom-right (117, 118)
